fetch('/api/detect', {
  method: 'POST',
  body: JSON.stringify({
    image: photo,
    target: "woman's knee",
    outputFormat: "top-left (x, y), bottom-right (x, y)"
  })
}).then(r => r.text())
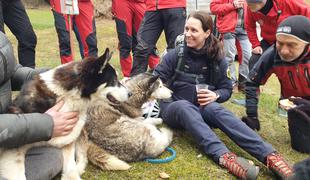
top-left (203, 102), bottom-right (222, 112)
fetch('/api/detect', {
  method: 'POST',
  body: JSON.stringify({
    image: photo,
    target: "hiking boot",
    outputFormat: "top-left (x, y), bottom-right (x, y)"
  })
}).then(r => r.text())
top-left (219, 152), bottom-right (259, 180)
top-left (266, 152), bottom-right (294, 179)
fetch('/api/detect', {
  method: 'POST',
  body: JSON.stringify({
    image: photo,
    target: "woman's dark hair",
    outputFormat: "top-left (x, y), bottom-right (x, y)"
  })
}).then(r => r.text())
top-left (188, 11), bottom-right (224, 61)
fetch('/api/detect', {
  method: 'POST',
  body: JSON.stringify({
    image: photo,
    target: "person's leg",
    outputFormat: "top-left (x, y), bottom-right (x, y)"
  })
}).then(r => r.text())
top-left (161, 100), bottom-right (259, 179)
top-left (25, 147), bottom-right (63, 180)
top-left (3, 0), bottom-right (36, 68)
top-left (162, 7), bottom-right (186, 51)
top-left (201, 102), bottom-right (275, 163)
top-left (222, 33), bottom-right (238, 88)
top-left (244, 40), bottom-right (271, 126)
top-left (131, 2), bottom-right (160, 71)
top-left (112, 0), bottom-right (133, 77)
top-left (73, 18), bottom-right (84, 59)
top-left (52, 10), bottom-right (73, 64)
top-left (160, 100), bottom-right (229, 162)
top-left (74, 1), bottom-right (98, 59)
top-left (131, 11), bottom-right (163, 76)
top-left (236, 28), bottom-right (251, 91)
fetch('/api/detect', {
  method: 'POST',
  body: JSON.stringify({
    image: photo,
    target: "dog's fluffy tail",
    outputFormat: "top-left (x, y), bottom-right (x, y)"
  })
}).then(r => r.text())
top-left (87, 141), bottom-right (131, 170)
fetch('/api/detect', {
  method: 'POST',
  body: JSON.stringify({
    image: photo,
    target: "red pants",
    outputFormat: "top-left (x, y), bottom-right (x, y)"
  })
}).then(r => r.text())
top-left (112, 0), bottom-right (159, 77)
top-left (50, 0), bottom-right (98, 64)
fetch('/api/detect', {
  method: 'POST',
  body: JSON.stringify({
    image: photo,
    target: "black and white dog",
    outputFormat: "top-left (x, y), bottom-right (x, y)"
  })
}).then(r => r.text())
top-left (1, 48), bottom-right (131, 180)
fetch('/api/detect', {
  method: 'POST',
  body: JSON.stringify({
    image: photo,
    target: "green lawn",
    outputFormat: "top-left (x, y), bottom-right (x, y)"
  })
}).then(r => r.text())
top-left (5, 8), bottom-right (309, 180)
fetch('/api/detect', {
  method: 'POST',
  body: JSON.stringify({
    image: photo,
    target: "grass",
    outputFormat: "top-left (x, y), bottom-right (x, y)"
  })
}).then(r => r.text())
top-left (5, 8), bottom-right (309, 180)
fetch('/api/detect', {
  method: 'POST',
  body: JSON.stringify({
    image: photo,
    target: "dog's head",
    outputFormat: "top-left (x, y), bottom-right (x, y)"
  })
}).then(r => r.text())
top-left (125, 73), bottom-right (172, 100)
top-left (50, 48), bottom-right (131, 105)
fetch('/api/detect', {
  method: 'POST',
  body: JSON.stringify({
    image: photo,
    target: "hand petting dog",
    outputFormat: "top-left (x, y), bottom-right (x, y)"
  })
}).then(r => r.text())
top-left (45, 100), bottom-right (79, 138)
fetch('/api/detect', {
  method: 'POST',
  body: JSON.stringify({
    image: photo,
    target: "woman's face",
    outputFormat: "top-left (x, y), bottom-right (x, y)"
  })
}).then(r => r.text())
top-left (184, 17), bottom-right (210, 50)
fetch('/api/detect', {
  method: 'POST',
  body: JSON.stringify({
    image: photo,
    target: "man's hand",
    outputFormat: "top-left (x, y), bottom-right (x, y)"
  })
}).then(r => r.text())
top-left (45, 101), bottom-right (79, 137)
top-left (197, 89), bottom-right (219, 106)
top-left (241, 116), bottom-right (260, 131)
top-left (252, 46), bottom-right (263, 55)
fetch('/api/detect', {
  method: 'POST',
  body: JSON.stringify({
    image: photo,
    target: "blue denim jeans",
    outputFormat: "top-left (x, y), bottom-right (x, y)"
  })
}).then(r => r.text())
top-left (223, 27), bottom-right (251, 86)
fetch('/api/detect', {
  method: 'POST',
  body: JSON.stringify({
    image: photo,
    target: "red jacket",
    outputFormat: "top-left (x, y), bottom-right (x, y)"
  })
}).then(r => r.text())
top-left (145, 0), bottom-right (186, 11)
top-left (244, 0), bottom-right (310, 48)
top-left (263, 52), bottom-right (310, 99)
top-left (246, 46), bottom-right (310, 117)
top-left (210, 0), bottom-right (248, 33)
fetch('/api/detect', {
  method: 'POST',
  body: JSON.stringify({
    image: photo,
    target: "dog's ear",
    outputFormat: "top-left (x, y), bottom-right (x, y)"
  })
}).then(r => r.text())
top-left (98, 48), bottom-right (113, 73)
top-left (148, 75), bottom-right (159, 86)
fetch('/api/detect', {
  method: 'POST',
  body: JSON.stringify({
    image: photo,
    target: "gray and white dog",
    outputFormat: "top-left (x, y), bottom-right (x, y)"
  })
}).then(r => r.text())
top-left (86, 73), bottom-right (173, 170)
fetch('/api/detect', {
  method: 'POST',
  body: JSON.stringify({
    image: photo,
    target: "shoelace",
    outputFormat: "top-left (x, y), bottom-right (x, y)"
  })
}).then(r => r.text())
top-left (267, 153), bottom-right (293, 177)
top-left (221, 154), bottom-right (247, 178)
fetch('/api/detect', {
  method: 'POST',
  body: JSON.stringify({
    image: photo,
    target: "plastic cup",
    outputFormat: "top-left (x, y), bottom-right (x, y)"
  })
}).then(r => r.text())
top-left (196, 84), bottom-right (209, 92)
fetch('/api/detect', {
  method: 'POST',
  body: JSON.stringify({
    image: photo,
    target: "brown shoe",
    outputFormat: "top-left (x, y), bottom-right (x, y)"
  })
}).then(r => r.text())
top-left (219, 152), bottom-right (259, 180)
top-left (266, 152), bottom-right (294, 179)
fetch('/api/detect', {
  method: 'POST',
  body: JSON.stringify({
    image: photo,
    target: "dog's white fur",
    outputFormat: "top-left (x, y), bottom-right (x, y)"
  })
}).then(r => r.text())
top-left (0, 63), bottom-right (130, 180)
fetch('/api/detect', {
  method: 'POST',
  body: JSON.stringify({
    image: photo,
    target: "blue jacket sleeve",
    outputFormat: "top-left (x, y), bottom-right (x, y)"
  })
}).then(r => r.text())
top-left (214, 58), bottom-right (233, 103)
top-left (153, 50), bottom-right (178, 85)
top-left (0, 113), bottom-right (54, 149)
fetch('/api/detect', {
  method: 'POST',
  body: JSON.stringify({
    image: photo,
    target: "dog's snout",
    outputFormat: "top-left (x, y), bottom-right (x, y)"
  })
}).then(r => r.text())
top-left (128, 91), bottom-right (133, 97)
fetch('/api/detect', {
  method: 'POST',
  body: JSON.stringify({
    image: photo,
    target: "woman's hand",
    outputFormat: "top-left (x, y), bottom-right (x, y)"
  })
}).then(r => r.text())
top-left (197, 89), bottom-right (219, 106)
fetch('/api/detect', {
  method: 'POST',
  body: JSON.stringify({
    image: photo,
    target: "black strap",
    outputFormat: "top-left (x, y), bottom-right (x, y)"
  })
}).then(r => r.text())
top-left (168, 38), bottom-right (185, 86)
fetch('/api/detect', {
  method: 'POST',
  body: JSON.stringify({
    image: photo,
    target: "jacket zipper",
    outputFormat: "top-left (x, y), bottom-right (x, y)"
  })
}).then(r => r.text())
top-left (288, 71), bottom-right (297, 89)
top-left (305, 67), bottom-right (310, 87)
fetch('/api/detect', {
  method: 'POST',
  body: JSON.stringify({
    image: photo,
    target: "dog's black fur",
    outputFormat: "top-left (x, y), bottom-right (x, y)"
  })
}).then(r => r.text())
top-left (7, 48), bottom-right (118, 114)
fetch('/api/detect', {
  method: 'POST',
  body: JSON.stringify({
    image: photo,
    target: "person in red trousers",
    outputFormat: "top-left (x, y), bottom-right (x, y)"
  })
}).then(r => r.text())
top-left (49, 0), bottom-right (98, 64)
top-left (112, 0), bottom-right (160, 77)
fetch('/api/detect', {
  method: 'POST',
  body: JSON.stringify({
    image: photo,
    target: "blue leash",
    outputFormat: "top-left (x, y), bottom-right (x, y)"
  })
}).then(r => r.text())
top-left (145, 147), bottom-right (176, 163)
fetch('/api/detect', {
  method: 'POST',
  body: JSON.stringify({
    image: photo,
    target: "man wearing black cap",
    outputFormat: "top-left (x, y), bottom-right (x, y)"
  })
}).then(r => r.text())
top-left (242, 15), bottom-right (310, 134)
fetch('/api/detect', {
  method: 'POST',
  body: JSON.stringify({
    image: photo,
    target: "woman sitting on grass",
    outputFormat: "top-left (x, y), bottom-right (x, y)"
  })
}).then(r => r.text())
top-left (154, 11), bottom-right (293, 180)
